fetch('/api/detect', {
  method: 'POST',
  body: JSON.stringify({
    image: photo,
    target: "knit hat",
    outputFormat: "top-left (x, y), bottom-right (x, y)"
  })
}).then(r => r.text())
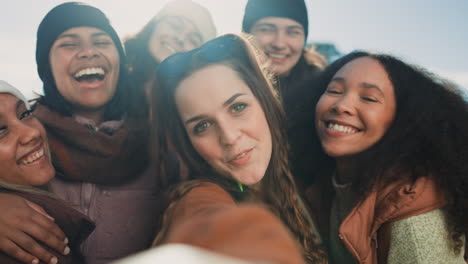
top-left (0, 80), bottom-right (30, 110)
top-left (151, 0), bottom-right (217, 42)
top-left (35, 2), bottom-right (127, 116)
top-left (242, 0), bottom-right (308, 40)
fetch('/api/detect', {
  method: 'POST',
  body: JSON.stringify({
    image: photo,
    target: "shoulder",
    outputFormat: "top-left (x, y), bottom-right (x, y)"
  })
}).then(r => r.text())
top-left (387, 209), bottom-right (466, 264)
top-left (375, 176), bottom-right (446, 222)
top-left (303, 48), bottom-right (327, 70)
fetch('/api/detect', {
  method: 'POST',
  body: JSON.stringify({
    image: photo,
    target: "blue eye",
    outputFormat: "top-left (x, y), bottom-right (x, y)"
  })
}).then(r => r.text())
top-left (231, 103), bottom-right (247, 113)
top-left (193, 120), bottom-right (211, 134)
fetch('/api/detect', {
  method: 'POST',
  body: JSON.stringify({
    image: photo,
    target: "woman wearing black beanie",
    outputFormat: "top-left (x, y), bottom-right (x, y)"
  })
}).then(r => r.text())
top-left (242, 0), bottom-right (326, 189)
top-left (0, 2), bottom-right (177, 264)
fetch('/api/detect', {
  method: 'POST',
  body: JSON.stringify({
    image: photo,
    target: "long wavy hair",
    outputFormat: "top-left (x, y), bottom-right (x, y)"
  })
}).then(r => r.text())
top-left (150, 34), bottom-right (326, 263)
top-left (310, 51), bottom-right (468, 253)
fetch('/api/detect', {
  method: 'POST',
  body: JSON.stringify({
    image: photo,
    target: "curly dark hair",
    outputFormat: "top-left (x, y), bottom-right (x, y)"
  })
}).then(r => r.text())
top-left (309, 51), bottom-right (468, 253)
top-left (150, 33), bottom-right (327, 263)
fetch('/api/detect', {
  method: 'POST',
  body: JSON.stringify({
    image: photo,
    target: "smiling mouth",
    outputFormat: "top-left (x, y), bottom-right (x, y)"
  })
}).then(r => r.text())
top-left (163, 43), bottom-right (177, 54)
top-left (73, 67), bottom-right (106, 82)
top-left (267, 53), bottom-right (287, 59)
top-left (326, 122), bottom-right (360, 134)
top-left (228, 148), bottom-right (253, 163)
top-left (18, 148), bottom-right (45, 165)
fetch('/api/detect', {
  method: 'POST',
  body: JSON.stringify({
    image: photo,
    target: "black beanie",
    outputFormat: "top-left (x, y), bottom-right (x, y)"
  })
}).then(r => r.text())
top-left (36, 2), bottom-right (126, 116)
top-left (242, 0), bottom-right (309, 40)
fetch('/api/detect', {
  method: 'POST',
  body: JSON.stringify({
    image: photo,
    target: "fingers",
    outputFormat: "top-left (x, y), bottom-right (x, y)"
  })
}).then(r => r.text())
top-left (0, 232), bottom-right (62, 264)
top-left (0, 194), bottom-right (69, 263)
top-left (28, 208), bottom-right (67, 244)
top-left (0, 237), bottom-right (40, 264)
top-left (20, 212), bottom-right (69, 255)
top-left (25, 200), bottom-right (55, 222)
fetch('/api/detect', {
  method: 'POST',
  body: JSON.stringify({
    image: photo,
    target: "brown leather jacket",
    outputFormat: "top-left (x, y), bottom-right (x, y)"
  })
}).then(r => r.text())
top-left (305, 176), bottom-right (447, 264)
top-left (155, 182), bottom-right (306, 264)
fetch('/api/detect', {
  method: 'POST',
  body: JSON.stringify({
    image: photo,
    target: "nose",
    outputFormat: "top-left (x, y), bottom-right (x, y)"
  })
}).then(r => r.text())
top-left (218, 120), bottom-right (242, 147)
top-left (332, 95), bottom-right (355, 115)
top-left (77, 44), bottom-right (99, 59)
top-left (271, 31), bottom-right (287, 50)
top-left (17, 120), bottom-right (42, 146)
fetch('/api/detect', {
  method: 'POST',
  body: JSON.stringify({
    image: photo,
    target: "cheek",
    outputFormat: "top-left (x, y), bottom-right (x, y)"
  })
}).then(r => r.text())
top-left (252, 34), bottom-right (272, 49)
top-left (291, 39), bottom-right (304, 53)
top-left (189, 136), bottom-right (219, 163)
top-left (0, 144), bottom-right (15, 168)
top-left (315, 96), bottom-right (331, 119)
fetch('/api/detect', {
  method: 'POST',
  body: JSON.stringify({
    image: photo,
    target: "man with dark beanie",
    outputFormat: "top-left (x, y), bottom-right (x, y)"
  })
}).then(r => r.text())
top-left (242, 0), bottom-right (326, 188)
top-left (0, 2), bottom-right (175, 264)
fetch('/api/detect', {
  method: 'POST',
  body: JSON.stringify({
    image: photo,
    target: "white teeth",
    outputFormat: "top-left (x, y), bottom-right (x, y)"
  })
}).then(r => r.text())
top-left (74, 67), bottom-right (105, 78)
top-left (234, 152), bottom-right (247, 160)
top-left (20, 148), bottom-right (44, 165)
top-left (163, 43), bottom-right (177, 54)
top-left (269, 53), bottom-right (287, 59)
top-left (328, 123), bottom-right (358, 133)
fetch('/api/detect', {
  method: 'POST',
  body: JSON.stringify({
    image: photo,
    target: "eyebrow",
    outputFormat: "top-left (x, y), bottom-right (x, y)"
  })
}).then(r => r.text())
top-left (253, 23), bottom-right (276, 28)
top-left (184, 93), bottom-right (246, 125)
top-left (57, 32), bottom-right (110, 40)
top-left (287, 25), bottom-right (304, 31)
top-left (331, 77), bottom-right (385, 97)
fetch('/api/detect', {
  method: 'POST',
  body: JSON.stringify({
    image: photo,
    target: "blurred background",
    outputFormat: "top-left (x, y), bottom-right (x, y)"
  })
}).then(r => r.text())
top-left (1, 0), bottom-right (467, 98)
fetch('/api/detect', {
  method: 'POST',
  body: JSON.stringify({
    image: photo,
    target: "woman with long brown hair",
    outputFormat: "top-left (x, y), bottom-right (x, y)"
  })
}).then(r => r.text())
top-left (150, 33), bottom-right (326, 264)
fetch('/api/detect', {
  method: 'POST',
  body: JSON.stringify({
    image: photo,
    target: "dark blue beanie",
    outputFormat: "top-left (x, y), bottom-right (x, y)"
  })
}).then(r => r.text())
top-left (242, 0), bottom-right (309, 40)
top-left (36, 2), bottom-right (126, 115)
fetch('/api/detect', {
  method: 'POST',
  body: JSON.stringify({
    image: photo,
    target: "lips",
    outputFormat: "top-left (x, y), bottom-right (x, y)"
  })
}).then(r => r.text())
top-left (266, 52), bottom-right (289, 63)
top-left (72, 66), bottom-right (107, 89)
top-left (162, 42), bottom-right (177, 54)
top-left (227, 148), bottom-right (253, 166)
top-left (323, 120), bottom-right (361, 135)
top-left (18, 145), bottom-right (46, 166)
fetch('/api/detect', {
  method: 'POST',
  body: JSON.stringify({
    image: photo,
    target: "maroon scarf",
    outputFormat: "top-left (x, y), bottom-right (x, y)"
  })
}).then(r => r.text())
top-left (34, 103), bottom-right (149, 185)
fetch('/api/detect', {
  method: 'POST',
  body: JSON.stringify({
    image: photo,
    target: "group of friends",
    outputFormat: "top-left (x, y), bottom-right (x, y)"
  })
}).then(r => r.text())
top-left (0, 0), bottom-right (467, 264)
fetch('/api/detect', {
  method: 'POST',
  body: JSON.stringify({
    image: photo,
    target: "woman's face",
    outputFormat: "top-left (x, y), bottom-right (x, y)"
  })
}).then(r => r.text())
top-left (175, 64), bottom-right (272, 185)
top-left (0, 93), bottom-right (54, 186)
top-left (315, 57), bottom-right (396, 158)
top-left (250, 17), bottom-right (305, 76)
top-left (49, 26), bottom-right (120, 119)
top-left (149, 16), bottom-right (203, 63)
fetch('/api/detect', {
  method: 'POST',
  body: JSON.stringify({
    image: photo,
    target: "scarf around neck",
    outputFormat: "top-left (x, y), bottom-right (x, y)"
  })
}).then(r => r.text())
top-left (34, 103), bottom-right (149, 185)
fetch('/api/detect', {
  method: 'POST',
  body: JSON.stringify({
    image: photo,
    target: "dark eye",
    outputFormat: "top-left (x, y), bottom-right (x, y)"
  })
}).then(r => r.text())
top-left (325, 87), bottom-right (342, 95)
top-left (19, 110), bottom-right (34, 120)
top-left (362, 97), bottom-right (379, 103)
top-left (59, 42), bottom-right (78, 48)
top-left (254, 26), bottom-right (275, 34)
top-left (193, 120), bottom-right (211, 134)
top-left (231, 103), bottom-right (247, 113)
top-left (287, 29), bottom-right (303, 36)
top-left (0, 126), bottom-right (7, 135)
top-left (95, 40), bottom-right (113, 46)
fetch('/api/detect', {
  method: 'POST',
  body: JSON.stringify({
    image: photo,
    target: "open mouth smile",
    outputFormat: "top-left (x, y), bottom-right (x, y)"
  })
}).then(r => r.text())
top-left (326, 121), bottom-right (360, 134)
top-left (73, 67), bottom-right (106, 82)
top-left (18, 147), bottom-right (46, 166)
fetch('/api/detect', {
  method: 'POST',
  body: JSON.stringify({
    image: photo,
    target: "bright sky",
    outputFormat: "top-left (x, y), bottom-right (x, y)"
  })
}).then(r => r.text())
top-left (1, 0), bottom-right (467, 98)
